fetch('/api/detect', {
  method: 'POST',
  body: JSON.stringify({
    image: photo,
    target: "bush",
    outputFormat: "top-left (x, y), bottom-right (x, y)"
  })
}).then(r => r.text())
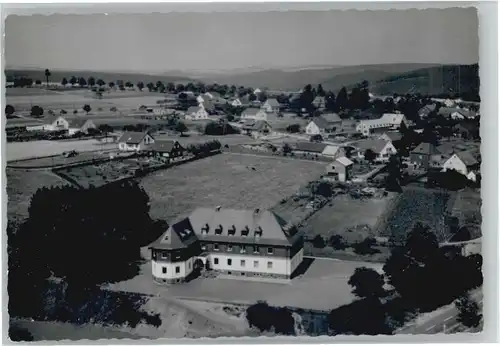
top-left (246, 302), bottom-right (295, 335)
top-left (312, 234), bottom-right (326, 248)
top-left (328, 234), bottom-right (348, 250)
top-left (352, 237), bottom-right (379, 255)
top-left (31, 105), bottom-right (44, 117)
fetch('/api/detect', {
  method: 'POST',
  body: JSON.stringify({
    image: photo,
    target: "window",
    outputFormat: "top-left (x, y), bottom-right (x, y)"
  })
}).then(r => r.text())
top-left (254, 261), bottom-right (259, 268)
top-left (161, 252), bottom-right (167, 259)
top-left (253, 246), bottom-right (259, 253)
top-left (227, 245), bottom-right (233, 252)
top-left (227, 259), bottom-right (232, 266)
top-left (267, 247), bottom-right (274, 254)
top-left (240, 246), bottom-right (247, 254)
top-left (175, 266), bottom-right (180, 274)
top-left (188, 262), bottom-right (191, 269)
top-left (240, 260), bottom-right (246, 267)
top-left (214, 244), bottom-right (219, 251)
top-left (162, 267), bottom-right (167, 274)
top-left (267, 261), bottom-right (273, 269)
top-left (201, 244), bottom-right (206, 251)
top-left (214, 257), bottom-right (219, 265)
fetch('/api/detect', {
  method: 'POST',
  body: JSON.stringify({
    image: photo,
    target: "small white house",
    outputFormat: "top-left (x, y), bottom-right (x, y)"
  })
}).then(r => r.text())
top-left (442, 151), bottom-right (479, 181)
top-left (326, 156), bottom-right (354, 182)
top-left (312, 96), bottom-right (326, 109)
top-left (355, 139), bottom-right (397, 162)
top-left (27, 116), bottom-right (69, 132)
top-left (262, 98), bottom-right (280, 113)
top-left (117, 132), bottom-right (155, 152)
top-left (356, 113), bottom-right (408, 136)
top-left (321, 145), bottom-right (346, 160)
top-left (231, 98), bottom-right (243, 107)
top-left (185, 106), bottom-right (209, 120)
top-left (241, 108), bottom-right (268, 121)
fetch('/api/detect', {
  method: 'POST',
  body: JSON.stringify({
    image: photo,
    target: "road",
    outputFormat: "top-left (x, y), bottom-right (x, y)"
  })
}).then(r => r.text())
top-left (397, 289), bottom-right (483, 334)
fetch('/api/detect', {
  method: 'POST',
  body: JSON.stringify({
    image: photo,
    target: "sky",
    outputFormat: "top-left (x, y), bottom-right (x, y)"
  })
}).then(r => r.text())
top-left (5, 7), bottom-right (479, 73)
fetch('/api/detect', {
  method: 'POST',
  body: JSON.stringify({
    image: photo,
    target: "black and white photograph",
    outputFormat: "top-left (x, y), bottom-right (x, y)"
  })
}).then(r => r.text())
top-left (2, 3), bottom-right (494, 342)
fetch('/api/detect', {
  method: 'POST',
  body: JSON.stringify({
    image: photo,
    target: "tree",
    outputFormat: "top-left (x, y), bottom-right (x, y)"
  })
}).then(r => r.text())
top-left (87, 76), bottom-right (96, 87)
top-left (246, 302), bottom-right (295, 335)
top-left (352, 237), bottom-right (379, 255)
top-left (61, 77), bottom-right (68, 87)
top-left (137, 82), bottom-right (144, 91)
top-left (108, 81), bottom-right (115, 89)
top-left (328, 234), bottom-right (347, 250)
top-left (456, 294), bottom-right (482, 328)
top-left (364, 149), bottom-right (377, 163)
top-left (35, 80), bottom-right (42, 85)
top-left (78, 77), bottom-right (87, 87)
top-left (97, 79), bottom-right (105, 87)
top-left (5, 104), bottom-right (15, 117)
top-left (312, 235), bottom-right (326, 248)
top-left (44, 68), bottom-right (51, 87)
top-left (336, 87), bottom-right (349, 110)
top-left (282, 143), bottom-right (292, 156)
top-left (325, 91), bottom-right (337, 112)
top-left (156, 81), bottom-right (164, 92)
top-left (317, 84), bottom-right (325, 97)
top-left (146, 82), bottom-right (154, 92)
top-left (83, 104), bottom-right (92, 114)
top-left (98, 124), bottom-right (113, 138)
top-left (348, 267), bottom-right (386, 299)
top-left (69, 76), bottom-right (77, 86)
top-left (30, 105), bottom-right (44, 117)
top-left (386, 154), bottom-right (403, 192)
top-left (175, 122), bottom-right (188, 135)
top-left (286, 124), bottom-right (301, 133)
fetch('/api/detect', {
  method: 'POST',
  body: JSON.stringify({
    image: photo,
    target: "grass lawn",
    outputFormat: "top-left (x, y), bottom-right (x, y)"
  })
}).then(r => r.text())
top-left (140, 152), bottom-right (327, 221)
top-left (6, 168), bottom-right (69, 222)
top-left (8, 151), bottom-right (114, 168)
top-left (300, 194), bottom-right (396, 242)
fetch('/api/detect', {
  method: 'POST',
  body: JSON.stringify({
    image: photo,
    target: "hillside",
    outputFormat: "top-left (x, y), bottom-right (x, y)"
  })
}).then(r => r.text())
top-left (369, 64), bottom-right (480, 98)
top-left (4, 69), bottom-right (195, 85)
top-left (197, 63), bottom-right (439, 91)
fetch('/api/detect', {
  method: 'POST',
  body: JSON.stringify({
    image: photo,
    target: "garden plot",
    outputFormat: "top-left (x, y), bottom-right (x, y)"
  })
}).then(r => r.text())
top-left (379, 187), bottom-right (451, 243)
top-left (140, 153), bottom-right (326, 222)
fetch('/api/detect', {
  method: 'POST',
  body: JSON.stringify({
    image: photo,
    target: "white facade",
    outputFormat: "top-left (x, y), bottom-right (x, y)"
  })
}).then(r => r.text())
top-left (185, 108), bottom-right (209, 120)
top-left (241, 110), bottom-right (268, 121)
top-left (152, 258), bottom-right (194, 281)
top-left (442, 154), bottom-right (476, 181)
top-left (305, 121), bottom-right (321, 135)
top-left (206, 248), bottom-right (303, 278)
top-left (357, 141), bottom-right (397, 162)
top-left (118, 134), bottom-right (154, 152)
top-left (321, 145), bottom-right (345, 159)
top-left (356, 114), bottom-right (407, 136)
top-left (450, 111), bottom-right (465, 120)
top-left (231, 99), bottom-right (243, 107)
top-left (27, 116), bottom-right (69, 132)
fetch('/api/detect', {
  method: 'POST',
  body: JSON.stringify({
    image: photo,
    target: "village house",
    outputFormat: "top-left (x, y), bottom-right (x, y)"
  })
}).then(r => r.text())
top-left (253, 88), bottom-right (262, 95)
top-left (409, 142), bottom-right (441, 170)
top-left (66, 118), bottom-right (97, 135)
top-left (354, 138), bottom-right (397, 163)
top-left (377, 131), bottom-right (403, 143)
top-left (27, 115), bottom-right (69, 132)
top-left (325, 156), bottom-right (354, 182)
top-left (241, 108), bottom-right (269, 121)
top-left (241, 120), bottom-right (272, 138)
top-left (418, 104), bottom-right (437, 118)
top-left (204, 91), bottom-right (222, 100)
top-left (453, 122), bottom-right (480, 140)
top-left (185, 106), bottom-right (209, 121)
top-left (292, 142), bottom-right (328, 156)
top-left (117, 131), bottom-right (155, 152)
top-left (199, 100), bottom-right (216, 113)
top-left (231, 98), bottom-right (243, 107)
top-left (147, 140), bottom-right (184, 159)
top-left (305, 113), bottom-right (342, 136)
top-left (312, 96), bottom-right (326, 110)
top-left (442, 150), bottom-right (480, 182)
top-left (262, 98), bottom-right (281, 113)
top-left (148, 207), bottom-right (304, 283)
top-left (321, 145), bottom-right (346, 160)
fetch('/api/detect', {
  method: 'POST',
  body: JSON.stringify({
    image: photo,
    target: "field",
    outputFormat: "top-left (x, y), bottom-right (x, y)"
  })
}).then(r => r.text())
top-left (300, 193), bottom-right (396, 243)
top-left (6, 139), bottom-right (117, 161)
top-left (380, 187), bottom-right (451, 243)
top-left (140, 152), bottom-right (327, 221)
top-left (6, 168), bottom-right (69, 222)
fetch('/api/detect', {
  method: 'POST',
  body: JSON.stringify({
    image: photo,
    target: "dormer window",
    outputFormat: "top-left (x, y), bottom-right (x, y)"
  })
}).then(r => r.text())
top-left (201, 223), bottom-right (210, 235)
top-left (228, 225), bottom-right (236, 236)
top-left (215, 225), bottom-right (223, 235)
top-left (241, 226), bottom-right (250, 237)
top-left (227, 244), bottom-right (233, 252)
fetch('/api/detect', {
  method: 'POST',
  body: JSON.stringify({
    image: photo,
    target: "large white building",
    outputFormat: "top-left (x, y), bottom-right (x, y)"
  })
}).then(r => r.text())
top-left (148, 207), bottom-right (304, 284)
top-left (356, 113), bottom-right (408, 136)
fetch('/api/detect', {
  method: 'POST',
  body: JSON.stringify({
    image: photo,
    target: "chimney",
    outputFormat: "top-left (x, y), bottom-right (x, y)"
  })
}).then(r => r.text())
top-left (215, 206), bottom-right (221, 212)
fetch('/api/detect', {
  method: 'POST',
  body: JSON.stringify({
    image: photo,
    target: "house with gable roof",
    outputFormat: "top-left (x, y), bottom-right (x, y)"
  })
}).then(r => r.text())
top-left (117, 131), bottom-right (155, 151)
top-left (326, 156), bottom-right (354, 182)
top-left (147, 140), bottom-right (185, 159)
top-left (185, 106), bottom-right (209, 120)
top-left (305, 114), bottom-right (342, 136)
top-left (241, 108), bottom-right (269, 121)
top-left (354, 138), bottom-right (397, 162)
top-left (442, 150), bottom-right (480, 181)
top-left (148, 207), bottom-right (304, 283)
top-left (262, 98), bottom-right (281, 113)
top-left (410, 142), bottom-right (441, 169)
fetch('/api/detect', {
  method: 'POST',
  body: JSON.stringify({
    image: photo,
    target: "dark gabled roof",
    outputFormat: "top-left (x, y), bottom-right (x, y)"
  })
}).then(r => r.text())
top-left (117, 131), bottom-right (150, 144)
top-left (382, 132), bottom-right (403, 142)
top-left (187, 106), bottom-right (202, 114)
top-left (149, 140), bottom-right (183, 153)
top-left (148, 217), bottom-right (199, 250)
top-left (294, 141), bottom-right (328, 153)
top-left (321, 113), bottom-right (342, 123)
top-left (265, 98), bottom-right (280, 107)
top-left (67, 118), bottom-right (92, 128)
top-left (455, 151), bottom-right (479, 166)
top-left (411, 142), bottom-right (440, 155)
top-left (418, 104), bottom-right (437, 115)
top-left (311, 117), bottom-right (330, 129)
top-left (241, 120), bottom-right (270, 131)
top-left (355, 139), bottom-right (390, 154)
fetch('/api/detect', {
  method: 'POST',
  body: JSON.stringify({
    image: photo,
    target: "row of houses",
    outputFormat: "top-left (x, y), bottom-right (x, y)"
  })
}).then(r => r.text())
top-left (116, 131), bottom-right (185, 159)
